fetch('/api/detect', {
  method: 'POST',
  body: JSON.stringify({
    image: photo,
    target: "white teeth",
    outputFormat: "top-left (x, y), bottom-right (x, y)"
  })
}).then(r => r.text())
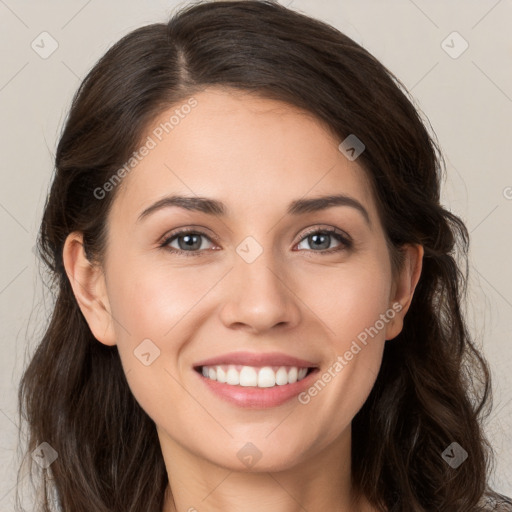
top-left (240, 366), bottom-right (258, 387)
top-left (257, 367), bottom-right (276, 388)
top-left (275, 367), bottom-right (288, 385)
top-left (200, 364), bottom-right (310, 388)
top-left (216, 366), bottom-right (227, 383)
top-left (226, 367), bottom-right (240, 385)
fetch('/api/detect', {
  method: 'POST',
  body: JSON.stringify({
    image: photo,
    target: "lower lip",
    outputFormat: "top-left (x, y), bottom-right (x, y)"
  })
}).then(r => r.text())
top-left (195, 369), bottom-right (319, 409)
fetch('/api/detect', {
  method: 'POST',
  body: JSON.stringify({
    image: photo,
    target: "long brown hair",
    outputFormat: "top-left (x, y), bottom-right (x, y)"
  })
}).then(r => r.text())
top-left (17, 1), bottom-right (498, 510)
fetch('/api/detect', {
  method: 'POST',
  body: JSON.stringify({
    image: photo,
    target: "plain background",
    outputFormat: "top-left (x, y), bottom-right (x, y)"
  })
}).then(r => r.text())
top-left (0, 0), bottom-right (511, 508)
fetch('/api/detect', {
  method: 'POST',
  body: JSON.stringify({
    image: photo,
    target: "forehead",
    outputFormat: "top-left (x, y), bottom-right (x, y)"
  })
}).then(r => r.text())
top-left (111, 87), bottom-right (376, 222)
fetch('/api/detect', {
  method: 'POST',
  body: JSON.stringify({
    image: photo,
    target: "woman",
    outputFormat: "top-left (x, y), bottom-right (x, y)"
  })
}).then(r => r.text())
top-left (17, 1), bottom-right (512, 511)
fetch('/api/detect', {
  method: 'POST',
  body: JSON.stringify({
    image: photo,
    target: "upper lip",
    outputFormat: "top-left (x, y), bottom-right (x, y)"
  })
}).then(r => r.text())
top-left (194, 351), bottom-right (319, 369)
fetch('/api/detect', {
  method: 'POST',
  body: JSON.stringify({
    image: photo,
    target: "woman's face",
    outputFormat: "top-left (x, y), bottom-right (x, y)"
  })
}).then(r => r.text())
top-left (68, 87), bottom-right (421, 472)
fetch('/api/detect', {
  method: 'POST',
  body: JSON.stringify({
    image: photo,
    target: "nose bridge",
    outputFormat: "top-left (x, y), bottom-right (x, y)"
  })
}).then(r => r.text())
top-left (237, 243), bottom-right (281, 293)
top-left (219, 236), bottom-right (300, 331)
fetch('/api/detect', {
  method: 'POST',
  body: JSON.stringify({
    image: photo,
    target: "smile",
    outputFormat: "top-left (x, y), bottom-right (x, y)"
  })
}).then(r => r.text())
top-left (192, 351), bottom-right (320, 408)
top-left (198, 365), bottom-right (311, 388)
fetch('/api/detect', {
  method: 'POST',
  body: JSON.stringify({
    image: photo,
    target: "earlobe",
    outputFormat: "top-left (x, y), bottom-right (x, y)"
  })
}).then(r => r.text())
top-left (385, 243), bottom-right (424, 341)
top-left (62, 232), bottom-right (117, 346)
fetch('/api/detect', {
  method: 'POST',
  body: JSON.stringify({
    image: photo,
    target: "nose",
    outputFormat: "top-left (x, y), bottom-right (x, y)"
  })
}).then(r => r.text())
top-left (219, 249), bottom-right (302, 334)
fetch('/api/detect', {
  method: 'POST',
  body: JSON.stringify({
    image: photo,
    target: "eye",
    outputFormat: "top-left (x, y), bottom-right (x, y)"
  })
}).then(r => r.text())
top-left (160, 226), bottom-right (352, 257)
top-left (161, 230), bottom-right (217, 257)
top-left (295, 227), bottom-right (352, 254)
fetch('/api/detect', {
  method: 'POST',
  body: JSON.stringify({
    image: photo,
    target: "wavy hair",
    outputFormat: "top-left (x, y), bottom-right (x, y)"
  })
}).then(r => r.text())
top-left (17, 1), bottom-right (498, 510)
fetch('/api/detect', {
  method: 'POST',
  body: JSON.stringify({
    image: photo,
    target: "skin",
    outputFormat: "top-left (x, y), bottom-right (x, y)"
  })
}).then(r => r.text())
top-left (63, 87), bottom-right (423, 512)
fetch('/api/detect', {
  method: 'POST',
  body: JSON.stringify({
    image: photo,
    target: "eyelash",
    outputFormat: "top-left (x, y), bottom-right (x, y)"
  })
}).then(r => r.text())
top-left (159, 226), bottom-right (353, 257)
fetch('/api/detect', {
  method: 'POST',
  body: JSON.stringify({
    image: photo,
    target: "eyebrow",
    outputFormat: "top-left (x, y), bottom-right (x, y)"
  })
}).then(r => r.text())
top-left (137, 194), bottom-right (371, 226)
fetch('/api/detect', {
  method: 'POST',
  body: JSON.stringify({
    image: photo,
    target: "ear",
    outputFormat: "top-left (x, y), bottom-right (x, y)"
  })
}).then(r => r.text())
top-left (385, 243), bottom-right (424, 341)
top-left (62, 231), bottom-right (117, 346)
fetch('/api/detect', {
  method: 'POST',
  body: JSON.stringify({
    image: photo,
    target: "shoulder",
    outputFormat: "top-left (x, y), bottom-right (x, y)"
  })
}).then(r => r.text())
top-left (477, 490), bottom-right (512, 511)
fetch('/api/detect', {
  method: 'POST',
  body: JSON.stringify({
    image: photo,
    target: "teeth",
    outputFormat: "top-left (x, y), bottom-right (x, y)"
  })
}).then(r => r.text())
top-left (240, 366), bottom-right (258, 387)
top-left (226, 367), bottom-right (240, 385)
top-left (257, 367), bottom-right (276, 388)
top-left (217, 366), bottom-right (227, 383)
top-left (200, 365), bottom-right (310, 388)
top-left (275, 367), bottom-right (288, 385)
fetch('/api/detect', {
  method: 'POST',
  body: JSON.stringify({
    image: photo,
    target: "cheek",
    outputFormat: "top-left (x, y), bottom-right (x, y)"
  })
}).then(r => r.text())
top-left (104, 255), bottom-right (226, 409)
top-left (103, 258), bottom-right (205, 427)
top-left (107, 255), bottom-right (209, 341)
top-left (296, 257), bottom-right (392, 346)
top-left (293, 259), bottom-right (391, 429)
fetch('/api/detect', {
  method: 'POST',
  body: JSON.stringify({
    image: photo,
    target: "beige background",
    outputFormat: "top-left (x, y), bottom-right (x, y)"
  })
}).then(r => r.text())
top-left (1, 0), bottom-right (511, 508)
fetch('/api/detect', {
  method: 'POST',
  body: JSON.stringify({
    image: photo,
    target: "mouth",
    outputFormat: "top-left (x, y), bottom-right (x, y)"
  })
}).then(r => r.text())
top-left (192, 351), bottom-right (320, 408)
top-left (194, 364), bottom-right (315, 388)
